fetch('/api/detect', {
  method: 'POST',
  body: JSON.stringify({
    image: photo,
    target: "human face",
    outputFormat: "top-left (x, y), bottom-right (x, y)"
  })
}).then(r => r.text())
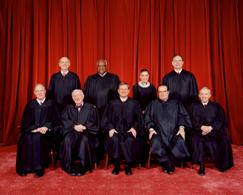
top-left (139, 71), bottom-right (149, 83)
top-left (72, 90), bottom-right (84, 106)
top-left (172, 55), bottom-right (184, 70)
top-left (158, 86), bottom-right (169, 101)
top-left (59, 57), bottom-right (70, 71)
top-left (97, 60), bottom-right (107, 75)
top-left (34, 84), bottom-right (46, 101)
top-left (118, 84), bottom-right (130, 98)
top-left (199, 88), bottom-right (211, 104)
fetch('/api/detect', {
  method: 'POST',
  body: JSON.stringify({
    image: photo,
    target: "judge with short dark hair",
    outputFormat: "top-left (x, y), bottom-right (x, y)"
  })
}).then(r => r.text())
top-left (144, 85), bottom-right (192, 174)
top-left (189, 87), bottom-right (233, 176)
top-left (162, 55), bottom-right (198, 109)
top-left (101, 83), bottom-right (143, 175)
top-left (60, 89), bottom-right (99, 176)
top-left (16, 84), bottom-right (59, 177)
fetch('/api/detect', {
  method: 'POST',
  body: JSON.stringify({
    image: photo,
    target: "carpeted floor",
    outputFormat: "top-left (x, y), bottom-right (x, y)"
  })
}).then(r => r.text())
top-left (0, 145), bottom-right (242, 194)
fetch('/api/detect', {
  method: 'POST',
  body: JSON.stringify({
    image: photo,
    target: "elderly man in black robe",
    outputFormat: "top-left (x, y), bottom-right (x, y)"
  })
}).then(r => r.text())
top-left (83, 59), bottom-right (120, 162)
top-left (189, 87), bottom-right (233, 176)
top-left (16, 84), bottom-right (59, 177)
top-left (60, 89), bottom-right (99, 176)
top-left (48, 56), bottom-right (81, 113)
top-left (144, 85), bottom-right (192, 174)
top-left (101, 83), bottom-right (143, 175)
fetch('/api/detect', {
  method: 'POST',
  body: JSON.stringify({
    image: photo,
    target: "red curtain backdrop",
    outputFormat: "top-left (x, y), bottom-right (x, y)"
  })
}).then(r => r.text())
top-left (0, 0), bottom-right (243, 145)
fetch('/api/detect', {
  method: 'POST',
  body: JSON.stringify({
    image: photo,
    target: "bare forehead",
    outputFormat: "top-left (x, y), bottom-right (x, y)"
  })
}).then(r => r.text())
top-left (172, 56), bottom-right (183, 61)
top-left (72, 90), bottom-right (84, 96)
top-left (59, 57), bottom-right (70, 62)
top-left (34, 85), bottom-right (45, 91)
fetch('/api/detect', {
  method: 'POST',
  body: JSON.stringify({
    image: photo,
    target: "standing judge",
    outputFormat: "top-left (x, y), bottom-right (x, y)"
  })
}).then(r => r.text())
top-left (48, 56), bottom-right (81, 113)
top-left (144, 85), bottom-right (192, 174)
top-left (83, 59), bottom-right (120, 161)
top-left (16, 84), bottom-right (59, 177)
top-left (60, 89), bottom-right (99, 176)
top-left (101, 83), bottom-right (143, 175)
top-left (162, 55), bottom-right (198, 109)
top-left (189, 87), bottom-right (233, 176)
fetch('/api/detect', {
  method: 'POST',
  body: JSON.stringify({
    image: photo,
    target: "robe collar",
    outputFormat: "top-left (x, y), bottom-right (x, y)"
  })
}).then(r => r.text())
top-left (61, 70), bottom-right (69, 76)
top-left (138, 81), bottom-right (150, 88)
top-left (174, 69), bottom-right (183, 74)
top-left (120, 97), bottom-right (128, 103)
top-left (98, 72), bottom-right (107, 77)
top-left (36, 98), bottom-right (46, 105)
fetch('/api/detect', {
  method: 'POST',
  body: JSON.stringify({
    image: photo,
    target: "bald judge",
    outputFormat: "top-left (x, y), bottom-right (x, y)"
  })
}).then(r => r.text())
top-left (48, 57), bottom-right (81, 113)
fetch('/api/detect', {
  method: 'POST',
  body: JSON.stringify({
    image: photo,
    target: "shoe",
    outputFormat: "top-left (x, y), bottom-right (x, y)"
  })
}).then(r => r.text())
top-left (76, 165), bottom-right (85, 176)
top-left (198, 163), bottom-right (205, 176)
top-left (18, 171), bottom-right (27, 176)
top-left (112, 161), bottom-right (120, 175)
top-left (35, 169), bottom-right (44, 177)
top-left (125, 165), bottom-right (132, 175)
top-left (162, 161), bottom-right (173, 174)
top-left (69, 168), bottom-right (77, 176)
top-left (112, 167), bottom-right (120, 175)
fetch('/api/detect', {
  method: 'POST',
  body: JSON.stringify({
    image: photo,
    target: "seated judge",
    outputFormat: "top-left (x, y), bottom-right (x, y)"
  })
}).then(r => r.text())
top-left (144, 85), bottom-right (192, 174)
top-left (189, 87), bottom-right (233, 176)
top-left (60, 89), bottom-right (99, 176)
top-left (101, 83), bottom-right (143, 175)
top-left (16, 84), bottom-right (59, 177)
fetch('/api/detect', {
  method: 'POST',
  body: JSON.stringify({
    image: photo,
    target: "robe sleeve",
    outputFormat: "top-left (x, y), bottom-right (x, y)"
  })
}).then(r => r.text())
top-left (132, 103), bottom-right (144, 136)
top-left (178, 103), bottom-right (192, 128)
top-left (101, 103), bottom-right (115, 134)
top-left (144, 102), bottom-right (156, 130)
top-left (85, 105), bottom-right (99, 135)
top-left (189, 74), bottom-right (199, 103)
top-left (132, 85), bottom-right (139, 100)
top-left (47, 75), bottom-right (55, 100)
top-left (21, 103), bottom-right (37, 133)
top-left (61, 106), bottom-right (75, 136)
top-left (211, 104), bottom-right (227, 131)
top-left (74, 74), bottom-right (81, 89)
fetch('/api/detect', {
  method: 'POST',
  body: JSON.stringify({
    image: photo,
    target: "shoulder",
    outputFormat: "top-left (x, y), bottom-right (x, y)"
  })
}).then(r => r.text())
top-left (84, 102), bottom-right (97, 109)
top-left (50, 72), bottom-right (61, 78)
top-left (68, 71), bottom-right (79, 78)
top-left (182, 70), bottom-right (196, 78)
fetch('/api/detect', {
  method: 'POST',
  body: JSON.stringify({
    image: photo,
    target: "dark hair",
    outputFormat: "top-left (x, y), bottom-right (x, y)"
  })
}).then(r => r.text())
top-left (119, 82), bottom-right (130, 89)
top-left (140, 68), bottom-right (149, 73)
top-left (157, 84), bottom-right (168, 91)
top-left (172, 54), bottom-right (184, 61)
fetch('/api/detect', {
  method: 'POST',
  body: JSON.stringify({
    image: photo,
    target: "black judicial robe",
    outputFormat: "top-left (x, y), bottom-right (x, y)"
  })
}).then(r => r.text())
top-left (144, 99), bottom-right (192, 161)
top-left (162, 70), bottom-right (198, 108)
top-left (101, 98), bottom-right (143, 162)
top-left (133, 84), bottom-right (157, 111)
top-left (189, 101), bottom-right (233, 171)
top-left (48, 71), bottom-right (81, 112)
top-left (83, 72), bottom-right (120, 117)
top-left (60, 103), bottom-right (99, 172)
top-left (16, 99), bottom-right (59, 174)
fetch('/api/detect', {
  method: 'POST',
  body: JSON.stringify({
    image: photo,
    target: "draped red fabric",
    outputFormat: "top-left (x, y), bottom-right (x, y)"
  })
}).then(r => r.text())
top-left (0, 0), bottom-right (243, 145)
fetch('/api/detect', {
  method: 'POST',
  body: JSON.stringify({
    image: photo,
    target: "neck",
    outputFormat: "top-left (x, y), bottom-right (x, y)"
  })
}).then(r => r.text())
top-left (174, 68), bottom-right (182, 73)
